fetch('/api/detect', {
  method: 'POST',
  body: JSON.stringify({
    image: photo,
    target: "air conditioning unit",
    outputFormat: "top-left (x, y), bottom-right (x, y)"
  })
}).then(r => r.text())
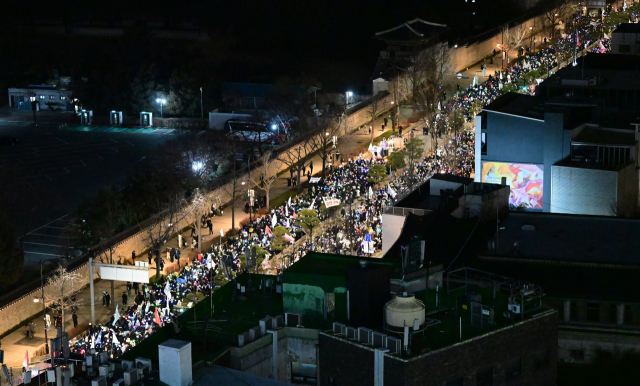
top-left (23, 371), bottom-right (32, 384)
top-left (123, 369), bottom-right (138, 386)
top-left (68, 363), bottom-right (75, 377)
top-left (386, 336), bottom-right (401, 354)
top-left (99, 365), bottom-right (109, 377)
top-left (135, 358), bottom-right (153, 372)
top-left (346, 326), bottom-right (357, 340)
top-left (508, 303), bottom-right (521, 314)
top-left (332, 322), bottom-right (345, 335)
top-left (47, 370), bottom-right (56, 382)
top-left (92, 376), bottom-right (107, 386)
top-left (86, 356), bottom-right (94, 367)
top-left (121, 361), bottom-right (134, 372)
top-left (285, 313), bottom-right (300, 327)
top-left (137, 365), bottom-right (149, 378)
top-left (99, 351), bottom-right (109, 364)
top-left (358, 327), bottom-right (373, 345)
top-left (112, 379), bottom-right (125, 386)
top-left (372, 332), bottom-right (387, 348)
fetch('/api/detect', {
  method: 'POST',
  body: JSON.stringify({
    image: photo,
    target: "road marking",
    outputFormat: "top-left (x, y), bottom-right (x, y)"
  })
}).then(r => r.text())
top-left (27, 214), bottom-right (69, 235)
top-left (23, 251), bottom-right (65, 257)
top-left (28, 233), bottom-right (70, 238)
top-left (124, 141), bottom-right (134, 146)
top-left (23, 241), bottom-right (66, 247)
top-left (110, 147), bottom-right (119, 153)
top-left (56, 137), bottom-right (69, 144)
top-left (44, 225), bottom-right (68, 230)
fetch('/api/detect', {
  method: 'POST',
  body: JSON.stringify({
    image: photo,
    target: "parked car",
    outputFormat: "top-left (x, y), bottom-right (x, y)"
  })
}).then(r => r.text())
top-left (0, 136), bottom-right (18, 146)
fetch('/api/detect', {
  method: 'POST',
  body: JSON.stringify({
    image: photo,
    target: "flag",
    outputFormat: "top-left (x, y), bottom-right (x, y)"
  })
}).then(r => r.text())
top-left (285, 205), bottom-right (288, 216)
top-left (22, 351), bottom-right (29, 370)
top-left (369, 186), bottom-right (374, 197)
top-left (220, 228), bottom-right (224, 237)
top-left (154, 308), bottom-right (162, 325)
top-left (90, 334), bottom-right (95, 349)
top-left (112, 304), bottom-right (120, 326)
top-left (177, 277), bottom-right (187, 284)
top-left (288, 196), bottom-right (292, 206)
top-left (265, 225), bottom-right (273, 236)
top-left (599, 40), bottom-right (605, 53)
top-left (284, 234), bottom-right (295, 243)
top-left (112, 330), bottom-right (120, 347)
top-left (292, 211), bottom-right (296, 220)
top-left (271, 215), bottom-right (277, 228)
top-left (308, 201), bottom-right (314, 210)
top-left (576, 33), bottom-right (580, 47)
top-left (145, 301), bottom-right (150, 313)
top-left (95, 331), bottom-right (102, 346)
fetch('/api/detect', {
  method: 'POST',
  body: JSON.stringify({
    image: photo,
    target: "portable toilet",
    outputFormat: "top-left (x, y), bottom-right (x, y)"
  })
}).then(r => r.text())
top-left (110, 111), bottom-right (123, 125)
top-left (140, 112), bottom-right (153, 127)
top-left (80, 110), bottom-right (93, 125)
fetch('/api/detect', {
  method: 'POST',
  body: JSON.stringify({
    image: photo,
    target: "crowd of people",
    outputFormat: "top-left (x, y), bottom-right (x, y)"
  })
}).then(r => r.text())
top-left (68, 11), bottom-right (622, 359)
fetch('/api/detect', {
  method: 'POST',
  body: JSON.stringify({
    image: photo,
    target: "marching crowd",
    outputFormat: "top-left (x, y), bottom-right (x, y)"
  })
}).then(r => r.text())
top-left (69, 12), bottom-right (619, 359)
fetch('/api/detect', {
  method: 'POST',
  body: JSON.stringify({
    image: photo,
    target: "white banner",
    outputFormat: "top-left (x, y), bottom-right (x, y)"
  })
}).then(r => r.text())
top-left (100, 265), bottom-right (149, 284)
top-left (309, 177), bottom-right (321, 183)
top-left (322, 197), bottom-right (341, 208)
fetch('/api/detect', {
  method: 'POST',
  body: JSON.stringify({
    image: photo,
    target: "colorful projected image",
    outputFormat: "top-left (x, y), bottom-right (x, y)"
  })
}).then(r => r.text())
top-left (481, 162), bottom-right (543, 209)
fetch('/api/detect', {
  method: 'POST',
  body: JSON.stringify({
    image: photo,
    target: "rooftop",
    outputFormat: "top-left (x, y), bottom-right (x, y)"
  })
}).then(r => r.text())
top-left (284, 252), bottom-right (394, 277)
top-left (374, 18), bottom-right (447, 44)
top-left (483, 93), bottom-right (545, 120)
top-left (322, 267), bottom-right (554, 359)
top-left (572, 126), bottom-right (636, 146)
top-left (613, 23), bottom-right (640, 34)
top-left (539, 54), bottom-right (640, 91)
top-left (491, 212), bottom-right (640, 265)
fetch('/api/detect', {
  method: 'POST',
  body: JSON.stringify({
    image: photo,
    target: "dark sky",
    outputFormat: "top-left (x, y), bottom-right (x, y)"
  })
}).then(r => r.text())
top-left (0, 0), bottom-right (526, 93)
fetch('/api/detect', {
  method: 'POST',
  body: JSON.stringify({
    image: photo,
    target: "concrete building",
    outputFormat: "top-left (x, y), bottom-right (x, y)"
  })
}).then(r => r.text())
top-left (8, 84), bottom-right (74, 112)
top-left (477, 211), bottom-right (640, 364)
top-left (319, 267), bottom-right (557, 386)
top-left (611, 23), bottom-right (640, 55)
top-left (381, 174), bottom-right (509, 254)
top-left (475, 92), bottom-right (639, 216)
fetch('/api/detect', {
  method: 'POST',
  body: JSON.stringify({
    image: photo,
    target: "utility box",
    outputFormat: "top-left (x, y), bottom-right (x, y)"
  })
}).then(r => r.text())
top-left (110, 111), bottom-right (123, 125)
top-left (140, 112), bottom-right (153, 127)
top-left (158, 340), bottom-right (192, 386)
top-left (80, 110), bottom-right (93, 125)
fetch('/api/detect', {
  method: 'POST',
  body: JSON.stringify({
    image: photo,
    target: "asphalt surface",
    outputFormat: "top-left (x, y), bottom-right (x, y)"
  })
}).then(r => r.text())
top-left (0, 121), bottom-right (176, 265)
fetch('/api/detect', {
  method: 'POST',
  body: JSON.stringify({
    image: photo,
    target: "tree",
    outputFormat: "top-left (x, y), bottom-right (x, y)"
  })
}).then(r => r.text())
top-left (414, 79), bottom-right (441, 151)
top-left (46, 266), bottom-right (83, 332)
top-left (165, 68), bottom-right (199, 117)
top-left (501, 25), bottom-right (526, 65)
top-left (263, 84), bottom-right (303, 139)
top-left (251, 150), bottom-right (282, 211)
top-left (271, 226), bottom-right (291, 252)
top-left (309, 117), bottom-right (342, 179)
top-left (387, 150), bottom-right (406, 170)
top-left (367, 92), bottom-right (383, 144)
top-left (279, 136), bottom-right (317, 193)
top-left (366, 164), bottom-right (387, 186)
top-left (295, 209), bottom-right (320, 243)
top-left (544, 0), bottom-right (577, 40)
top-left (404, 137), bottom-right (425, 179)
top-left (127, 64), bottom-right (157, 115)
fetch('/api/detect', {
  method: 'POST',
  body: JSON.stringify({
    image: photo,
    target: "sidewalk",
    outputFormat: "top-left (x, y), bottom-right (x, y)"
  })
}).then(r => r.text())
top-left (2, 105), bottom-right (416, 367)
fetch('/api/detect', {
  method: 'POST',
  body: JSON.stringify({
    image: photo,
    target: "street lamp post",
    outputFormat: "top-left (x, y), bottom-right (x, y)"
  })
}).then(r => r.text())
top-left (200, 87), bottom-right (204, 120)
top-left (156, 98), bottom-right (166, 118)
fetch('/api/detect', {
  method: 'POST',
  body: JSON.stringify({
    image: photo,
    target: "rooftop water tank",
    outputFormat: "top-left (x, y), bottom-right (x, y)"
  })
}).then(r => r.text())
top-left (384, 293), bottom-right (426, 328)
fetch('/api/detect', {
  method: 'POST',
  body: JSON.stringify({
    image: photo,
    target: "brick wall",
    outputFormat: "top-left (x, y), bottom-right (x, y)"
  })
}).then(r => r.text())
top-left (319, 311), bottom-right (558, 386)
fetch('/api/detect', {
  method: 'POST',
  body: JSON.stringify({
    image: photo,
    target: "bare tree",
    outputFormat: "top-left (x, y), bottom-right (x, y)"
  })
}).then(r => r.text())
top-left (279, 136), bottom-right (317, 193)
top-left (46, 266), bottom-right (84, 332)
top-left (250, 150), bottom-right (283, 211)
top-left (140, 188), bottom-right (193, 278)
top-left (501, 25), bottom-right (527, 65)
top-left (366, 92), bottom-right (383, 143)
top-left (544, 0), bottom-right (577, 40)
top-left (414, 79), bottom-right (441, 151)
top-left (309, 117), bottom-right (342, 178)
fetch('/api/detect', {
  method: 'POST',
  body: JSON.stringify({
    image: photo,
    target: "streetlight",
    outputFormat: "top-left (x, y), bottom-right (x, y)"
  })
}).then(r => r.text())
top-left (156, 98), bottom-right (166, 118)
top-left (39, 261), bottom-right (49, 354)
top-left (200, 87), bottom-right (204, 119)
top-left (346, 91), bottom-right (353, 107)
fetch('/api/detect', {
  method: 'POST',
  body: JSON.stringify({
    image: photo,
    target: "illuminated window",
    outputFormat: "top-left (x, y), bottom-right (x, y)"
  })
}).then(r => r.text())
top-left (60, 96), bottom-right (66, 100)
top-left (39, 95), bottom-right (45, 99)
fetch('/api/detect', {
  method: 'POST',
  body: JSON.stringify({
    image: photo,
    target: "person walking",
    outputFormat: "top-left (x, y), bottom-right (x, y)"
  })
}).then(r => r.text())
top-left (131, 250), bottom-right (136, 262)
top-left (102, 291), bottom-right (106, 306)
top-left (28, 322), bottom-right (35, 339)
top-left (147, 251), bottom-right (153, 265)
top-left (105, 292), bottom-right (111, 307)
top-left (126, 281), bottom-right (132, 295)
top-left (133, 282), bottom-right (139, 295)
top-left (208, 219), bottom-right (213, 235)
top-left (122, 291), bottom-right (128, 305)
top-left (309, 161), bottom-right (314, 176)
top-left (72, 312), bottom-right (78, 328)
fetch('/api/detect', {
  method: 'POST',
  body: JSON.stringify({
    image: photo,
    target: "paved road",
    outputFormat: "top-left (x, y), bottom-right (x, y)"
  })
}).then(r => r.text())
top-left (0, 122), bottom-right (175, 265)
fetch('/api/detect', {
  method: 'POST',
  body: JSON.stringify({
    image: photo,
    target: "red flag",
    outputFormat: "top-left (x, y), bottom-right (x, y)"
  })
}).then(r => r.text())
top-left (292, 212), bottom-right (297, 220)
top-left (576, 33), bottom-right (580, 47)
top-left (154, 308), bottom-right (162, 325)
top-left (22, 351), bottom-right (30, 370)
